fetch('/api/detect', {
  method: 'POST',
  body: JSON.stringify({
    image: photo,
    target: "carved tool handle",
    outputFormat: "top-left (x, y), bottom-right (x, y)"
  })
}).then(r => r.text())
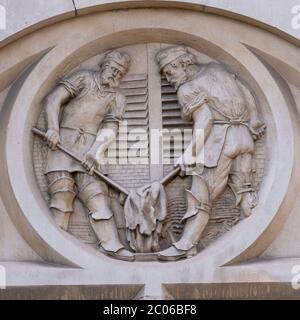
top-left (160, 166), bottom-right (181, 185)
top-left (140, 166), bottom-right (181, 193)
top-left (32, 127), bottom-right (129, 196)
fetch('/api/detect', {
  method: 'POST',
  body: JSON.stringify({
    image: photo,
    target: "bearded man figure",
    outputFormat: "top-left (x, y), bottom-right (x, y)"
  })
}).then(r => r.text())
top-left (156, 46), bottom-right (266, 260)
top-left (43, 50), bottom-right (133, 261)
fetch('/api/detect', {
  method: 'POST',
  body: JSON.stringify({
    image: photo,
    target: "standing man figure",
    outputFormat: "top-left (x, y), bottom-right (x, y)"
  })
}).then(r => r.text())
top-left (44, 50), bottom-right (133, 260)
top-left (156, 46), bottom-right (266, 260)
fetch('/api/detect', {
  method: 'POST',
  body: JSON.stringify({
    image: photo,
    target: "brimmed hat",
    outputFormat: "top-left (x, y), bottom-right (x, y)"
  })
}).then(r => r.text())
top-left (102, 50), bottom-right (131, 71)
top-left (156, 46), bottom-right (189, 70)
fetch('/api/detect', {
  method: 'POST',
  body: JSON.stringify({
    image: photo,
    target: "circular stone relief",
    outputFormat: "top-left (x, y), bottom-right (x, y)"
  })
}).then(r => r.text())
top-left (3, 9), bottom-right (296, 270)
top-left (32, 43), bottom-right (267, 261)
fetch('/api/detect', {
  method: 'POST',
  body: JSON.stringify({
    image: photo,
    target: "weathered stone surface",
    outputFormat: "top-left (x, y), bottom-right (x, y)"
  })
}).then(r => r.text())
top-left (0, 285), bottom-right (143, 300)
top-left (0, 0), bottom-right (75, 47)
top-left (0, 0), bottom-right (299, 48)
top-left (73, 0), bottom-right (300, 41)
top-left (0, 1), bottom-right (300, 300)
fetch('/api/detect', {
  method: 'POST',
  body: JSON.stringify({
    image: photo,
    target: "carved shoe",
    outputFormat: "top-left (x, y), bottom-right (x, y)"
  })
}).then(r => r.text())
top-left (101, 247), bottom-right (135, 262)
top-left (158, 245), bottom-right (187, 261)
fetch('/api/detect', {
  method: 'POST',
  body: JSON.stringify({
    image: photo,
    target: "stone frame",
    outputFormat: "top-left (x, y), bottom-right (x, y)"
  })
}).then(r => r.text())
top-left (0, 7), bottom-right (300, 298)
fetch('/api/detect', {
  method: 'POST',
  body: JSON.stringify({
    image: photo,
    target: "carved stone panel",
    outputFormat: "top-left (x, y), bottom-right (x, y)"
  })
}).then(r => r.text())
top-left (1, 4), bottom-right (300, 299)
top-left (32, 43), bottom-right (266, 261)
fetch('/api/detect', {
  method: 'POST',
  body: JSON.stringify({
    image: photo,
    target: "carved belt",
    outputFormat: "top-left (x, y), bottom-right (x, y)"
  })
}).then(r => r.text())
top-left (60, 125), bottom-right (97, 144)
top-left (213, 119), bottom-right (249, 126)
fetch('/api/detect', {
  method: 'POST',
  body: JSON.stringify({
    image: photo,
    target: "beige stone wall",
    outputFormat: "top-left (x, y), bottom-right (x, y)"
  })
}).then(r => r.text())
top-left (0, 1), bottom-right (300, 299)
top-left (0, 0), bottom-right (299, 47)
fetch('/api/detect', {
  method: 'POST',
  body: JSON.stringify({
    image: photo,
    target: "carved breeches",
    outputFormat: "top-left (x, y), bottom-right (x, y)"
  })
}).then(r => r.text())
top-left (47, 171), bottom-right (112, 220)
top-left (198, 125), bottom-right (254, 200)
top-left (202, 153), bottom-right (253, 200)
top-left (207, 124), bottom-right (254, 201)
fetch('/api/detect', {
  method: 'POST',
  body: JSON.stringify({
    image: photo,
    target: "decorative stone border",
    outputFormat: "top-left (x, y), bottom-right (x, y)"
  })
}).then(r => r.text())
top-left (0, 7), bottom-right (299, 295)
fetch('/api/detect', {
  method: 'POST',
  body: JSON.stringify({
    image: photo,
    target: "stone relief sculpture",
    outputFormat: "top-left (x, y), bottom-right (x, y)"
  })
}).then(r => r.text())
top-left (156, 46), bottom-right (266, 260)
top-left (34, 46), bottom-right (266, 262)
top-left (42, 50), bottom-right (134, 261)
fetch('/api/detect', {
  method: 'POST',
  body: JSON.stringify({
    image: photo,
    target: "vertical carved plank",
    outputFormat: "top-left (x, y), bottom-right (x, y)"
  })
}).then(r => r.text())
top-left (147, 43), bottom-right (164, 181)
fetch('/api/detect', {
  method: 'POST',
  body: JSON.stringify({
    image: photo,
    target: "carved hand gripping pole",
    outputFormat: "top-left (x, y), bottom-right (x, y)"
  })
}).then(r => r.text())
top-left (33, 127), bottom-right (181, 196)
top-left (32, 127), bottom-right (130, 196)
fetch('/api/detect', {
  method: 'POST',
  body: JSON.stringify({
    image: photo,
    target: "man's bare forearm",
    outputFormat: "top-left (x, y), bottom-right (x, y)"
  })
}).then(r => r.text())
top-left (89, 122), bottom-right (118, 156)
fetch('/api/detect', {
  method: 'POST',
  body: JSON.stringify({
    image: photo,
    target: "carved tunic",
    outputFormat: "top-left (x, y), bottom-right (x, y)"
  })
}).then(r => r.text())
top-left (46, 70), bottom-right (126, 173)
top-left (177, 63), bottom-right (254, 168)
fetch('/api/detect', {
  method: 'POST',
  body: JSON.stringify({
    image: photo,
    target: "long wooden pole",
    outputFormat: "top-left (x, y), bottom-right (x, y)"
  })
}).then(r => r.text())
top-left (33, 127), bottom-right (181, 196)
top-left (32, 127), bottom-right (130, 196)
